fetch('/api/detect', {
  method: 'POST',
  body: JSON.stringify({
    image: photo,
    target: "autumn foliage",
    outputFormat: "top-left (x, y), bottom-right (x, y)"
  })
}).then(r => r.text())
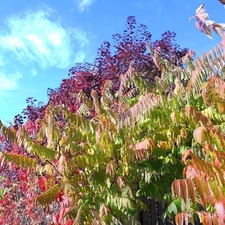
top-left (17, 16), bottom-right (187, 124)
top-left (1, 4), bottom-right (225, 225)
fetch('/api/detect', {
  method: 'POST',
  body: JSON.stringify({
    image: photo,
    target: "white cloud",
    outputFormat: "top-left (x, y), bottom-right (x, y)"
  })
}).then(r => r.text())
top-left (74, 0), bottom-right (95, 12)
top-left (0, 72), bottom-right (21, 91)
top-left (0, 8), bottom-right (89, 69)
top-left (73, 51), bottom-right (86, 63)
top-left (31, 68), bottom-right (37, 76)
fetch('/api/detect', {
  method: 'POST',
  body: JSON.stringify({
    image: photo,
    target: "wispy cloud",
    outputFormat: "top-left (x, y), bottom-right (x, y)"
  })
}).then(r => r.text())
top-left (30, 68), bottom-right (37, 77)
top-left (0, 7), bottom-right (89, 69)
top-left (74, 0), bottom-right (95, 12)
top-left (0, 72), bottom-right (21, 91)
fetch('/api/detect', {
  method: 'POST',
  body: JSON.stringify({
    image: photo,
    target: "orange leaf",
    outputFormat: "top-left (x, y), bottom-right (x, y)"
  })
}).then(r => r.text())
top-left (172, 180), bottom-right (181, 198)
top-left (212, 213), bottom-right (220, 225)
top-left (194, 176), bottom-right (207, 208)
top-left (186, 178), bottom-right (196, 204)
top-left (201, 212), bottom-right (213, 225)
top-left (202, 177), bottom-right (215, 206)
top-left (175, 213), bottom-right (183, 225)
top-left (180, 180), bottom-right (188, 204)
top-left (216, 101), bottom-right (225, 114)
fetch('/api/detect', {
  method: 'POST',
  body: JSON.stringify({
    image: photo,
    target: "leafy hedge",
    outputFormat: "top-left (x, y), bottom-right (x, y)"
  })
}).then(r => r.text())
top-left (1, 3), bottom-right (225, 225)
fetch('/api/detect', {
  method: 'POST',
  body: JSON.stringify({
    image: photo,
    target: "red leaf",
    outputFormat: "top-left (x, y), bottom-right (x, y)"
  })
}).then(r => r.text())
top-left (215, 200), bottom-right (225, 224)
top-left (38, 177), bottom-right (47, 192)
top-left (182, 150), bottom-right (191, 164)
top-left (184, 166), bottom-right (197, 179)
top-left (56, 189), bottom-right (64, 202)
top-left (64, 219), bottom-right (74, 225)
top-left (117, 177), bottom-right (123, 189)
top-left (106, 163), bottom-right (111, 174)
top-left (196, 4), bottom-right (205, 15)
top-left (184, 213), bottom-right (189, 225)
top-left (20, 172), bottom-right (28, 182)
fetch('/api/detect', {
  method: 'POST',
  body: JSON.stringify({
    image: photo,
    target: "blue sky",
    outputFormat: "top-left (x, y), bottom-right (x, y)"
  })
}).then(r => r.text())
top-left (0, 0), bottom-right (224, 123)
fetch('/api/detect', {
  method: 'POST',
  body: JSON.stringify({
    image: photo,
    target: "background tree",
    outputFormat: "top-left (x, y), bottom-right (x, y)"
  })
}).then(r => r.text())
top-left (18, 16), bottom-right (188, 124)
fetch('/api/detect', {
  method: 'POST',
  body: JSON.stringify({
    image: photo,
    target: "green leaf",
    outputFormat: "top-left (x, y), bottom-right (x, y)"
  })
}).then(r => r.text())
top-left (167, 202), bottom-right (178, 214)
top-left (2, 151), bottom-right (37, 168)
top-left (36, 184), bottom-right (61, 205)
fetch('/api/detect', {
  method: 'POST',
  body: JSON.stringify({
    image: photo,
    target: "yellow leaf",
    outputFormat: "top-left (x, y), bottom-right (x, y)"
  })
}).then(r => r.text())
top-left (193, 126), bottom-right (205, 144)
top-left (217, 101), bottom-right (225, 114)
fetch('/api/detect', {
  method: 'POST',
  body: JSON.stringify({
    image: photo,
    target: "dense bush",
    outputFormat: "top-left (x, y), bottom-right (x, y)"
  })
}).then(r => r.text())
top-left (1, 3), bottom-right (225, 225)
